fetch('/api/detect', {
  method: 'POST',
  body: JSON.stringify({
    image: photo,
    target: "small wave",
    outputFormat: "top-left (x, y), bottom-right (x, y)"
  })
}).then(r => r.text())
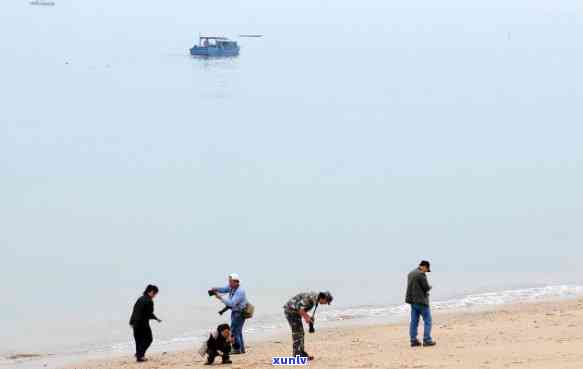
top-left (2, 353), bottom-right (44, 362)
top-left (433, 285), bottom-right (583, 311)
top-left (318, 284), bottom-right (583, 323)
top-left (8, 354), bottom-right (43, 360)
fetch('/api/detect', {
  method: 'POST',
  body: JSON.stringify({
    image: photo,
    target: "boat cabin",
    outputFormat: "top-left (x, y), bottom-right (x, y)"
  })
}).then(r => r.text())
top-left (190, 36), bottom-right (240, 57)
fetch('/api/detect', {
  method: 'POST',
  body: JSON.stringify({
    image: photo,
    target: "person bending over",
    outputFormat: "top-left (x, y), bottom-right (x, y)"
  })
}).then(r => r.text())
top-left (283, 291), bottom-right (333, 360)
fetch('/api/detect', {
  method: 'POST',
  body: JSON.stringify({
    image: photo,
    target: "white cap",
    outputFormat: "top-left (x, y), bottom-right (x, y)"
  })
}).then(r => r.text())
top-left (228, 273), bottom-right (240, 281)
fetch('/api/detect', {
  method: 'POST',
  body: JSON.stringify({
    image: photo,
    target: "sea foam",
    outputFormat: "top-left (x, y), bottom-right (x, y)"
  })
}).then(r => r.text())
top-left (318, 284), bottom-right (583, 323)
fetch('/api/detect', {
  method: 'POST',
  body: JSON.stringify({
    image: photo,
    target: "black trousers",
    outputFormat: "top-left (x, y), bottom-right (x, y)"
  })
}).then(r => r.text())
top-left (133, 324), bottom-right (153, 359)
top-left (207, 351), bottom-right (230, 364)
top-left (207, 347), bottom-right (231, 364)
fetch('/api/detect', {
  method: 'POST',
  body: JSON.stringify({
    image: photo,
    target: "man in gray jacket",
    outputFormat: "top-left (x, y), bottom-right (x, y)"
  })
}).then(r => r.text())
top-left (405, 260), bottom-right (436, 347)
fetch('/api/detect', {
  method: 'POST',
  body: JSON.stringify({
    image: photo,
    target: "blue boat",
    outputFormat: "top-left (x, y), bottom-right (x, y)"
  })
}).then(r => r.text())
top-left (190, 36), bottom-right (240, 57)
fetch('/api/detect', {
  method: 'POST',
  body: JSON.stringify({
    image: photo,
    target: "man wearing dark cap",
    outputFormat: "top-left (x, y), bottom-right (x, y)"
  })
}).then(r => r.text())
top-left (406, 261), bottom-right (436, 347)
top-left (283, 291), bottom-right (333, 360)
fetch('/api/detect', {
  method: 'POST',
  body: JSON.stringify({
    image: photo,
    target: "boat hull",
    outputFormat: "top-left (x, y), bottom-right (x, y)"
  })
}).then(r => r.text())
top-left (190, 46), bottom-right (239, 57)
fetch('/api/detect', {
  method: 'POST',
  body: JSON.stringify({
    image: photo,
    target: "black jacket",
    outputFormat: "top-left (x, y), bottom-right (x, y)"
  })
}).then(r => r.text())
top-left (129, 294), bottom-right (158, 326)
top-left (405, 268), bottom-right (432, 306)
top-left (207, 331), bottom-right (231, 354)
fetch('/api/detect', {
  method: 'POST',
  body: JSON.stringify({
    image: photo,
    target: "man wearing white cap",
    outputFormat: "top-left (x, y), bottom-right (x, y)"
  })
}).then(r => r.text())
top-left (211, 273), bottom-right (248, 354)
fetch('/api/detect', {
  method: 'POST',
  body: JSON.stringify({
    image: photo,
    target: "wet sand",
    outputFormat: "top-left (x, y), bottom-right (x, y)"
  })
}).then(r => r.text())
top-left (61, 298), bottom-right (583, 369)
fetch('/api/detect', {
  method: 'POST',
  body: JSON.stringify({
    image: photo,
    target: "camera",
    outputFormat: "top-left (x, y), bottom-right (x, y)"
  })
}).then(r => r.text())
top-left (218, 306), bottom-right (231, 315)
top-left (208, 290), bottom-right (216, 297)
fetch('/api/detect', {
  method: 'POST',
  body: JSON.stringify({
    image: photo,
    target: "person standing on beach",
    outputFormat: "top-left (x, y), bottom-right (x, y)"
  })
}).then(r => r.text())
top-left (283, 291), bottom-right (333, 360)
top-left (129, 284), bottom-right (162, 362)
top-left (406, 261), bottom-right (436, 347)
top-left (210, 273), bottom-right (248, 354)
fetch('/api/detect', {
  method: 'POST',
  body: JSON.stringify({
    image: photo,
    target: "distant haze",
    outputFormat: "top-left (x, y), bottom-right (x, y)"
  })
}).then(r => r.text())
top-left (1, 0), bottom-right (583, 357)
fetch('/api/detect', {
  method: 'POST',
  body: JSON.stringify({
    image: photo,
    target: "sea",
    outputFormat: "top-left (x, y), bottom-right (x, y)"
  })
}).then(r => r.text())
top-left (2, 0), bottom-right (583, 368)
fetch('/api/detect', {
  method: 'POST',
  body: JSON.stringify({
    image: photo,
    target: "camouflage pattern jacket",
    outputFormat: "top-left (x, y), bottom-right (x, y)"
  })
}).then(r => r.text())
top-left (283, 292), bottom-right (319, 315)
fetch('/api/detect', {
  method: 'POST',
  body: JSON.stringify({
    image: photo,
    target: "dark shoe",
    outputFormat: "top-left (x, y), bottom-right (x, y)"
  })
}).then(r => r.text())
top-left (411, 340), bottom-right (422, 347)
top-left (300, 352), bottom-right (314, 361)
top-left (231, 350), bottom-right (242, 355)
top-left (136, 357), bottom-right (148, 362)
top-left (222, 359), bottom-right (232, 364)
top-left (423, 341), bottom-right (437, 347)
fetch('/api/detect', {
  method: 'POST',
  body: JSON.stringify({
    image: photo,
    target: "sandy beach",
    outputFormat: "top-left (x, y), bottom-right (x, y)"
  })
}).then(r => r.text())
top-left (60, 298), bottom-right (583, 369)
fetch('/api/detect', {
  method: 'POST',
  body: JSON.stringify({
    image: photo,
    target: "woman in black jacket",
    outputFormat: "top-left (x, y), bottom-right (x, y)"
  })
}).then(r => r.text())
top-left (129, 285), bottom-right (161, 362)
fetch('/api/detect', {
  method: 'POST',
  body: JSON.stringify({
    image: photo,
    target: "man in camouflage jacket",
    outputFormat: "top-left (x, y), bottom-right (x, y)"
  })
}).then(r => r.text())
top-left (283, 291), bottom-right (333, 360)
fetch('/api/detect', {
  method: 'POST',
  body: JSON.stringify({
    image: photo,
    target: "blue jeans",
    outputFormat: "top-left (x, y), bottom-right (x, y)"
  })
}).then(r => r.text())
top-left (409, 304), bottom-right (432, 343)
top-left (230, 311), bottom-right (246, 353)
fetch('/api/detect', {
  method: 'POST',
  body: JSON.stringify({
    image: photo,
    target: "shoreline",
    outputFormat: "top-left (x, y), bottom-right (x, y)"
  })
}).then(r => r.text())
top-left (51, 297), bottom-right (583, 369)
